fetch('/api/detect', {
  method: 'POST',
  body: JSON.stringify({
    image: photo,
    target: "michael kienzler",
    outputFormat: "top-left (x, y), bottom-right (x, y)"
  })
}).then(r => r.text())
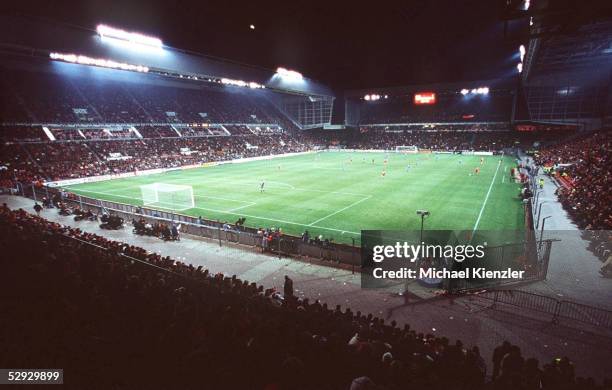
top-left (372, 267), bottom-right (525, 279)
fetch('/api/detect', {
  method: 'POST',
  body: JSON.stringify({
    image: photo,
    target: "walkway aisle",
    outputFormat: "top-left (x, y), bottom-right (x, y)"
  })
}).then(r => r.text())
top-left (524, 172), bottom-right (612, 309)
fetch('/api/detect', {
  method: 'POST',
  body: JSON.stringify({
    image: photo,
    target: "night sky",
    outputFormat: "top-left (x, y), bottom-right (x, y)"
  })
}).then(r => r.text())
top-left (6, 0), bottom-right (529, 89)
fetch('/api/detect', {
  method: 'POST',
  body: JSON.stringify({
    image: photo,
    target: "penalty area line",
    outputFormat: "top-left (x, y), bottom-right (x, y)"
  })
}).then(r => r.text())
top-left (227, 202), bottom-right (257, 212)
top-left (67, 188), bottom-right (361, 236)
top-left (307, 195), bottom-right (372, 226)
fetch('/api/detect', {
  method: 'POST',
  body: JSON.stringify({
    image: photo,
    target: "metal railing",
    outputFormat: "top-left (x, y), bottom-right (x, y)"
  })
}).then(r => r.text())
top-left (446, 237), bottom-right (553, 293)
top-left (19, 184), bottom-right (363, 269)
top-left (479, 289), bottom-right (612, 330)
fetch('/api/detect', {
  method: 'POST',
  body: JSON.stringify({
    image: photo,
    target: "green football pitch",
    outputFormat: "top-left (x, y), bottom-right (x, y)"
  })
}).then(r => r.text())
top-left (63, 152), bottom-right (525, 244)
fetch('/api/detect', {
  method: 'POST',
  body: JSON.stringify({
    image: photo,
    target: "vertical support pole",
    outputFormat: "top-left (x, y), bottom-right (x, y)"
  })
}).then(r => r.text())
top-left (552, 300), bottom-right (561, 324)
top-left (352, 238), bottom-right (356, 274)
top-left (492, 290), bottom-right (499, 309)
top-left (539, 216), bottom-right (550, 251)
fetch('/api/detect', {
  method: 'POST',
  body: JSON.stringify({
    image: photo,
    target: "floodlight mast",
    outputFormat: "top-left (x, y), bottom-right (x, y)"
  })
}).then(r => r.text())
top-left (416, 210), bottom-right (430, 244)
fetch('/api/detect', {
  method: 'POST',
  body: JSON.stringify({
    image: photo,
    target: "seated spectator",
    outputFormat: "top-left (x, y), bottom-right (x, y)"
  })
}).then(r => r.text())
top-left (0, 204), bottom-right (608, 388)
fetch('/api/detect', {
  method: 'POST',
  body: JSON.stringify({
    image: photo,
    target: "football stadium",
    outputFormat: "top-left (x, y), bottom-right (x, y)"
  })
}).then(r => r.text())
top-left (1, 1), bottom-right (611, 388)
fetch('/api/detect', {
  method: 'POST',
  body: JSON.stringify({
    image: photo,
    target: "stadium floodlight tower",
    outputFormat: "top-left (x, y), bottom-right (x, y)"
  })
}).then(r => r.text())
top-left (416, 210), bottom-right (430, 244)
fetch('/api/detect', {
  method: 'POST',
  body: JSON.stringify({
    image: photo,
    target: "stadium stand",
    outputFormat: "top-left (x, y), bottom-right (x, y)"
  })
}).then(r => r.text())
top-left (534, 130), bottom-right (612, 229)
top-left (0, 67), bottom-right (299, 128)
top-left (2, 204), bottom-right (609, 389)
top-left (136, 125), bottom-right (178, 138)
top-left (0, 126), bottom-right (45, 142)
top-left (334, 128), bottom-right (573, 152)
top-left (0, 133), bottom-right (311, 183)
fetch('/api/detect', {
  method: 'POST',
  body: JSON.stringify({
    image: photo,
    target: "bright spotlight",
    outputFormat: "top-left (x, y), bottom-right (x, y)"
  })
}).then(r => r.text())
top-left (49, 52), bottom-right (149, 73)
top-left (461, 89), bottom-right (469, 95)
top-left (517, 63), bottom-right (523, 73)
top-left (220, 78), bottom-right (264, 89)
top-left (276, 67), bottom-right (303, 81)
top-left (250, 24), bottom-right (255, 30)
top-left (364, 95), bottom-right (371, 101)
top-left (519, 45), bottom-right (526, 61)
top-left (97, 24), bottom-right (163, 48)
top-left (481, 87), bottom-right (489, 94)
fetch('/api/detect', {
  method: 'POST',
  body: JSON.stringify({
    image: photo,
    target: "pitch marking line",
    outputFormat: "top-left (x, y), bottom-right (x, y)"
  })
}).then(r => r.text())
top-left (195, 194), bottom-right (254, 204)
top-left (68, 189), bottom-right (361, 236)
top-left (168, 177), bottom-right (371, 197)
top-left (77, 187), bottom-right (254, 205)
top-left (227, 202), bottom-right (257, 212)
top-left (472, 159), bottom-right (502, 233)
top-left (307, 195), bottom-right (372, 226)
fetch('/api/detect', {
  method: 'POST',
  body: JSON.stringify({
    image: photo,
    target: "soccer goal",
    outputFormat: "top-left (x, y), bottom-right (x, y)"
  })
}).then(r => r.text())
top-left (395, 145), bottom-right (419, 154)
top-left (140, 183), bottom-right (195, 211)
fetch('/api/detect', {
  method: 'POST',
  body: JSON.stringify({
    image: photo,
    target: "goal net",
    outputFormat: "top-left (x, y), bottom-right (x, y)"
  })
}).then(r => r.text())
top-left (140, 183), bottom-right (195, 211)
top-left (395, 145), bottom-right (419, 153)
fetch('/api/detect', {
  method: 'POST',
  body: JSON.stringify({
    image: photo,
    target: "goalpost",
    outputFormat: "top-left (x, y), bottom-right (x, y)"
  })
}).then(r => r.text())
top-left (395, 145), bottom-right (419, 154)
top-left (140, 183), bottom-right (195, 211)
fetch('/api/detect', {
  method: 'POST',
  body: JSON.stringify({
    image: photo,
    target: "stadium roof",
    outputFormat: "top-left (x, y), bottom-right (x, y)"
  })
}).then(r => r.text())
top-left (4, 0), bottom-right (530, 90)
top-left (4, 0), bottom-right (611, 92)
top-left (0, 14), bottom-right (334, 97)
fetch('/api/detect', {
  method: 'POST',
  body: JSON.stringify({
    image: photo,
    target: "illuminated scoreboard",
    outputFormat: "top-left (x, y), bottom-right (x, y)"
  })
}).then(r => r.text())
top-left (414, 92), bottom-right (436, 105)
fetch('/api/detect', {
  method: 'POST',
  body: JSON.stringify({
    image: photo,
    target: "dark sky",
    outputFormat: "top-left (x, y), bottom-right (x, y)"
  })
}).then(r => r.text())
top-left (5, 0), bottom-right (526, 89)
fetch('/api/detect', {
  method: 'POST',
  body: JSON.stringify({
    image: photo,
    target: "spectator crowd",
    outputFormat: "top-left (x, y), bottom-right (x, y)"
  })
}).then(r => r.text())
top-left (534, 130), bottom-right (611, 230)
top-left (1, 133), bottom-right (309, 185)
top-left (1, 204), bottom-right (610, 389)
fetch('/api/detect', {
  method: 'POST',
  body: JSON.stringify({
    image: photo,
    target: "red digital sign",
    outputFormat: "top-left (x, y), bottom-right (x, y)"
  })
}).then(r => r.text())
top-left (414, 92), bottom-right (436, 105)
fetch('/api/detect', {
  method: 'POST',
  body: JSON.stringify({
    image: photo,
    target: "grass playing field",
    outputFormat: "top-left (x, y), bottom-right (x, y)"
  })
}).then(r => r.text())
top-left (64, 151), bottom-right (525, 244)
